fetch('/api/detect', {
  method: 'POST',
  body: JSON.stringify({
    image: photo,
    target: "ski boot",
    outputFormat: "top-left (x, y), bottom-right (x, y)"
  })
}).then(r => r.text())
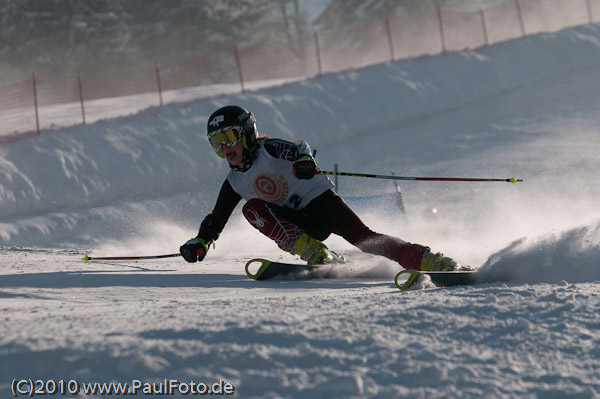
top-left (420, 247), bottom-right (472, 271)
top-left (291, 233), bottom-right (342, 265)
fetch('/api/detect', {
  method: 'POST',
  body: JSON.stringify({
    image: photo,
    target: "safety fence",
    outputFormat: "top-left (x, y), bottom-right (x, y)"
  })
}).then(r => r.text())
top-left (1, 0), bottom-right (598, 145)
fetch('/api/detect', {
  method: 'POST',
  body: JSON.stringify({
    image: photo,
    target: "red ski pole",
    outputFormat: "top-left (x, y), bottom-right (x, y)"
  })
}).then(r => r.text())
top-left (82, 253), bottom-right (181, 262)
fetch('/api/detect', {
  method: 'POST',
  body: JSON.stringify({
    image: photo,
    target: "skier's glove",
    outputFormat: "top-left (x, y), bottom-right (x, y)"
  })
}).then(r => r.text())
top-left (180, 236), bottom-right (210, 263)
top-left (293, 156), bottom-right (317, 180)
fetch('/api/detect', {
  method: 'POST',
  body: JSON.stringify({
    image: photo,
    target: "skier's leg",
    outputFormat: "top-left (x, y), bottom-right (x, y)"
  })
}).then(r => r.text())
top-left (241, 198), bottom-right (334, 264)
top-left (242, 198), bottom-right (303, 252)
top-left (304, 190), bottom-right (426, 270)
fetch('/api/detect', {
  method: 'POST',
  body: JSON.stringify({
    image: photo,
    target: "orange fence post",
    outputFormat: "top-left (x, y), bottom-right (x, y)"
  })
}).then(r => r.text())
top-left (155, 63), bottom-right (164, 106)
top-left (385, 16), bottom-right (395, 61)
top-left (515, 0), bottom-right (526, 37)
top-left (233, 42), bottom-right (245, 94)
top-left (32, 73), bottom-right (40, 135)
top-left (77, 72), bottom-right (86, 126)
top-left (314, 31), bottom-right (323, 77)
top-left (480, 9), bottom-right (489, 46)
top-left (436, 2), bottom-right (447, 53)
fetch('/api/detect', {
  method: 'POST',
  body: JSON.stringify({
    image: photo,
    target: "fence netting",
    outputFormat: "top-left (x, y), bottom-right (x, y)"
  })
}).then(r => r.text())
top-left (1, 0), bottom-right (597, 144)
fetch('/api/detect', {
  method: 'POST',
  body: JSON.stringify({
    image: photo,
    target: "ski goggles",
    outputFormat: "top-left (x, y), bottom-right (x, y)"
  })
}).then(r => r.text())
top-left (208, 126), bottom-right (243, 150)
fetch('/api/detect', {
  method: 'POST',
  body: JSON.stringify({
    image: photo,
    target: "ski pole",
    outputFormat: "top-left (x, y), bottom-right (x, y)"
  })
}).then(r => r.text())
top-left (317, 170), bottom-right (522, 184)
top-left (82, 253), bottom-right (181, 262)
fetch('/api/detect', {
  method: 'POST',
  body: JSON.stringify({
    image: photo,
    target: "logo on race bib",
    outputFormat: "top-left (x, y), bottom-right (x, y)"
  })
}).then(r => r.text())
top-left (254, 174), bottom-right (288, 205)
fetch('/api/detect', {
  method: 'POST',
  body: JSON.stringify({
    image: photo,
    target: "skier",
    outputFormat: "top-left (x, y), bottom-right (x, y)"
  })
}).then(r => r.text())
top-left (180, 105), bottom-right (465, 271)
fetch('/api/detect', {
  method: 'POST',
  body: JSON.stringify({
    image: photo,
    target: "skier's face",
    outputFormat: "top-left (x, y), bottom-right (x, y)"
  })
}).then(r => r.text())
top-left (221, 140), bottom-right (244, 166)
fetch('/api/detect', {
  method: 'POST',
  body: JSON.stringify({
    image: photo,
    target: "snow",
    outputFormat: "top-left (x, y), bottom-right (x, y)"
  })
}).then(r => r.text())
top-left (2, 24), bottom-right (600, 398)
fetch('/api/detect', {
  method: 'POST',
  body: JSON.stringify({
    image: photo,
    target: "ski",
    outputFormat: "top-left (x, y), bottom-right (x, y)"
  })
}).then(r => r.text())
top-left (245, 258), bottom-right (321, 280)
top-left (395, 269), bottom-right (478, 291)
top-left (246, 258), bottom-right (479, 289)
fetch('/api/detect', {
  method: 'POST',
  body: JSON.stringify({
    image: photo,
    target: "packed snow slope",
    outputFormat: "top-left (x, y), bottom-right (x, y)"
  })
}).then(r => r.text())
top-left (2, 24), bottom-right (600, 398)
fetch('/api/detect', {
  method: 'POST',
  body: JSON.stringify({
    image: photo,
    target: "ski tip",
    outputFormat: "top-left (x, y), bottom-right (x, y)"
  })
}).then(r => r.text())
top-left (245, 258), bottom-right (271, 280)
top-left (395, 269), bottom-right (421, 291)
top-left (82, 254), bottom-right (90, 263)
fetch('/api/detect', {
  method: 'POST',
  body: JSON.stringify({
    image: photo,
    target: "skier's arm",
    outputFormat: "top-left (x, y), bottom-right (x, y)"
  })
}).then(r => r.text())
top-left (263, 138), bottom-right (307, 161)
top-left (292, 140), bottom-right (317, 179)
top-left (198, 179), bottom-right (242, 242)
top-left (263, 138), bottom-right (317, 179)
top-left (180, 180), bottom-right (242, 263)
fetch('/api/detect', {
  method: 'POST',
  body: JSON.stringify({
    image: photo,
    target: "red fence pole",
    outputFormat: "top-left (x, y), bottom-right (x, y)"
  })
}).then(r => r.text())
top-left (32, 73), bottom-right (40, 135)
top-left (233, 42), bottom-right (245, 94)
top-left (515, 0), bottom-right (526, 37)
top-left (77, 72), bottom-right (86, 126)
top-left (480, 9), bottom-right (489, 46)
top-left (314, 31), bottom-right (323, 77)
top-left (385, 16), bottom-right (395, 61)
top-left (436, 2), bottom-right (447, 53)
top-left (155, 63), bottom-right (164, 106)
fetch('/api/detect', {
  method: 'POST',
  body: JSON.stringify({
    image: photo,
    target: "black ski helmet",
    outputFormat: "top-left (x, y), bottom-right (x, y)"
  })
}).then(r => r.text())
top-left (206, 105), bottom-right (258, 158)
